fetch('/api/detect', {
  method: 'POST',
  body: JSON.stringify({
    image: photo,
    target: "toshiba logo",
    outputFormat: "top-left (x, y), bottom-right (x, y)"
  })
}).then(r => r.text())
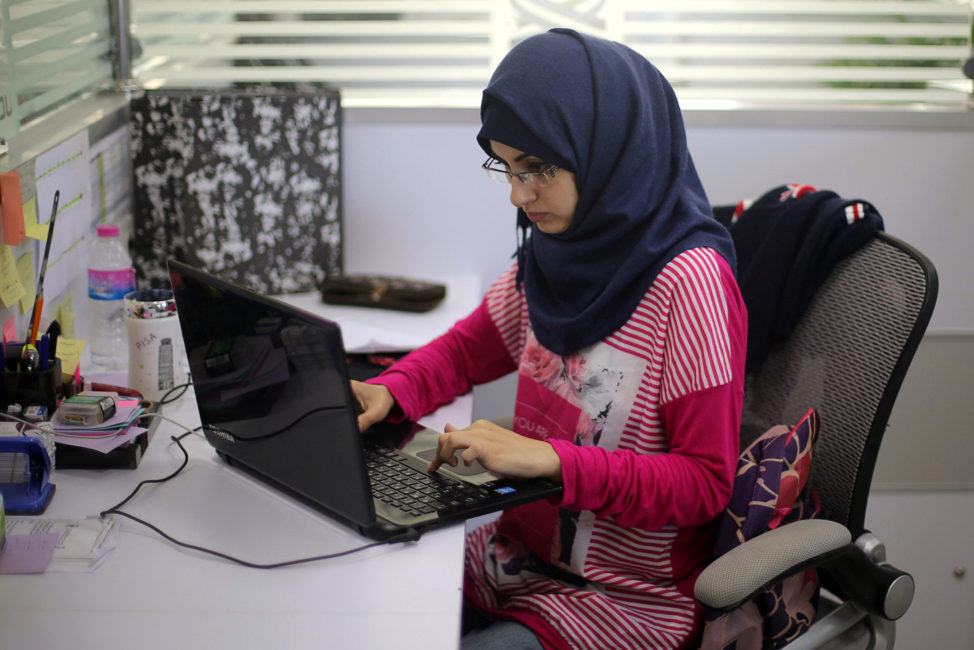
top-left (208, 428), bottom-right (235, 443)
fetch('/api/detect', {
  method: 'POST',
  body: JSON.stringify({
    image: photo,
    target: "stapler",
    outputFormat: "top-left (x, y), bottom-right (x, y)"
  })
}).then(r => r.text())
top-left (0, 436), bottom-right (55, 514)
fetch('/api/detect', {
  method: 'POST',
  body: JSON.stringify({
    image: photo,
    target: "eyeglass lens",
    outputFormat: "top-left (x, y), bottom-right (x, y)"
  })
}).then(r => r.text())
top-left (483, 161), bottom-right (555, 188)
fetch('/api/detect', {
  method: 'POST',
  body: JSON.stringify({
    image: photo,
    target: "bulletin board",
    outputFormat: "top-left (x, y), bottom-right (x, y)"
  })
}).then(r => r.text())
top-left (0, 101), bottom-right (132, 380)
top-left (128, 83), bottom-right (344, 294)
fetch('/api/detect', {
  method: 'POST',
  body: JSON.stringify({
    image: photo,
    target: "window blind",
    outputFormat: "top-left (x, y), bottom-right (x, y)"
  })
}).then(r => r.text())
top-left (614, 1), bottom-right (973, 108)
top-left (130, 0), bottom-right (972, 110)
top-left (0, 0), bottom-right (115, 142)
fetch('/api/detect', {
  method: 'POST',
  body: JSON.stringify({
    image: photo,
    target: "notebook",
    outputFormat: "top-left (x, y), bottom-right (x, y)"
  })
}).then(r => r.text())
top-left (167, 260), bottom-right (563, 540)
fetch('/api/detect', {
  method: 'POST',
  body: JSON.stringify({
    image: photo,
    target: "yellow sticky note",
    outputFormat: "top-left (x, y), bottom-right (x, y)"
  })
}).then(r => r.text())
top-left (56, 292), bottom-right (76, 339)
top-left (16, 251), bottom-right (36, 314)
top-left (0, 245), bottom-right (26, 308)
top-left (23, 197), bottom-right (48, 241)
top-left (56, 337), bottom-right (85, 379)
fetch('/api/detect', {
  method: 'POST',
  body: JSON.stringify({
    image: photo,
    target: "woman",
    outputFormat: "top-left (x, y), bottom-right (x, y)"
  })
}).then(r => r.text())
top-left (353, 28), bottom-right (747, 649)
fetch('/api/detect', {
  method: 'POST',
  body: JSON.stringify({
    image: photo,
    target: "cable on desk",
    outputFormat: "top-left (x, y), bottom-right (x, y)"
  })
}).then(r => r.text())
top-left (0, 410), bottom-right (56, 433)
top-left (157, 381), bottom-right (192, 405)
top-left (98, 416), bottom-right (421, 568)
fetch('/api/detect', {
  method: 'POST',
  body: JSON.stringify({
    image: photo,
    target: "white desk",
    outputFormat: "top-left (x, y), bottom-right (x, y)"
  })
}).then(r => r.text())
top-left (0, 280), bottom-right (481, 650)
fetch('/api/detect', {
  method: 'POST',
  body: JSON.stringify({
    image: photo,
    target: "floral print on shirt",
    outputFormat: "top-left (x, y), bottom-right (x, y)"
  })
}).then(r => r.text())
top-left (507, 333), bottom-right (625, 569)
top-left (515, 334), bottom-right (622, 447)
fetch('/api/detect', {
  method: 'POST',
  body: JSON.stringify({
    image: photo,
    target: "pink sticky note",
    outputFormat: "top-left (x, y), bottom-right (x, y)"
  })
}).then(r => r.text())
top-left (0, 171), bottom-right (26, 246)
top-left (0, 533), bottom-right (60, 574)
top-left (3, 314), bottom-right (16, 345)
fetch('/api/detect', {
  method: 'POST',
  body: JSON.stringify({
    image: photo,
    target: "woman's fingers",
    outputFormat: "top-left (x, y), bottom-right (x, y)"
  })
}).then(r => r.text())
top-left (350, 380), bottom-right (395, 432)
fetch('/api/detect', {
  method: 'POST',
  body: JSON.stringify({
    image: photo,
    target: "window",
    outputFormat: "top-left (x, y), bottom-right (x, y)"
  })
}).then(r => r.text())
top-left (130, 0), bottom-right (973, 110)
top-left (0, 0), bottom-right (115, 142)
top-left (2, 0), bottom-right (970, 143)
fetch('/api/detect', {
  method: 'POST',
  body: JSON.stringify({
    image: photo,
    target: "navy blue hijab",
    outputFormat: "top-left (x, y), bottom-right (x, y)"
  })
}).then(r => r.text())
top-left (478, 29), bottom-right (736, 355)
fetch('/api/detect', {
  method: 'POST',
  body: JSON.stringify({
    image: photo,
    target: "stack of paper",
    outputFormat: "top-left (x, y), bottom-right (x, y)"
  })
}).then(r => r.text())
top-left (53, 399), bottom-right (148, 455)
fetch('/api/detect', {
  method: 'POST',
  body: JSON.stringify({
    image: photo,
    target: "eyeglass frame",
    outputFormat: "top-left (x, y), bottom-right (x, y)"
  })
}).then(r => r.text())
top-left (481, 157), bottom-right (560, 188)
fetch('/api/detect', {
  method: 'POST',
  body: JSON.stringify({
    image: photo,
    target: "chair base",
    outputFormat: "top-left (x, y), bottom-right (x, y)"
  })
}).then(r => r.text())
top-left (785, 593), bottom-right (896, 650)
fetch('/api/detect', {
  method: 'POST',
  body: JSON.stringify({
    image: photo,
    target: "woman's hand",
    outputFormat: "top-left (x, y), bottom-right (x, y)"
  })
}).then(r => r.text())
top-left (428, 420), bottom-right (562, 482)
top-left (350, 380), bottom-right (396, 432)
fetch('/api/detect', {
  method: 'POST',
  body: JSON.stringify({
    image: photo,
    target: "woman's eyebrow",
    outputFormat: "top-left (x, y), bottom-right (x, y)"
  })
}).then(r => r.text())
top-left (513, 152), bottom-right (538, 163)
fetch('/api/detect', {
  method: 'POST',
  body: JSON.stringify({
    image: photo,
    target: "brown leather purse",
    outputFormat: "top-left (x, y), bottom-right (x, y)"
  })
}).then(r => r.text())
top-left (320, 274), bottom-right (446, 312)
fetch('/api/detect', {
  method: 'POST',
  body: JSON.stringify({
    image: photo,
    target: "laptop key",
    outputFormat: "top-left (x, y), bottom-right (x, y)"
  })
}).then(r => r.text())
top-left (365, 446), bottom-right (496, 517)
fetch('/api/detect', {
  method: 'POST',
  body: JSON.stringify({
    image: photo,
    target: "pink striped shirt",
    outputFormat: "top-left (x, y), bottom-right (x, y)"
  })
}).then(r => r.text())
top-left (371, 247), bottom-right (746, 649)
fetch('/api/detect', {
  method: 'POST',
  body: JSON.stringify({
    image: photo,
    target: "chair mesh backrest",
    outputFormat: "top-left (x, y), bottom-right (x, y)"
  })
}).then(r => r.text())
top-left (738, 232), bottom-right (937, 537)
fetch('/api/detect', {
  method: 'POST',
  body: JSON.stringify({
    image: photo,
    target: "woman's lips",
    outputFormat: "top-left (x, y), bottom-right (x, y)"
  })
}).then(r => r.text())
top-left (524, 211), bottom-right (546, 223)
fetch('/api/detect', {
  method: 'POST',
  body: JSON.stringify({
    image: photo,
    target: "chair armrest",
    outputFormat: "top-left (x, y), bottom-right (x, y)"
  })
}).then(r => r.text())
top-left (695, 519), bottom-right (851, 611)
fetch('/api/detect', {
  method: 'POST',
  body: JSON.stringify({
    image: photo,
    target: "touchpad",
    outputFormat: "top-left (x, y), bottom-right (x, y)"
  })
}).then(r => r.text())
top-left (415, 448), bottom-right (489, 477)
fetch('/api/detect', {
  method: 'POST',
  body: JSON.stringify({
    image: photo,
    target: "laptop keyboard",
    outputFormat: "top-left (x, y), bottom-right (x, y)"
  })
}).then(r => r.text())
top-left (365, 446), bottom-right (495, 518)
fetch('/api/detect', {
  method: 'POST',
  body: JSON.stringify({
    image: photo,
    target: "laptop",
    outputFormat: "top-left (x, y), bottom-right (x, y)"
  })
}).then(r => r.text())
top-left (167, 260), bottom-right (563, 541)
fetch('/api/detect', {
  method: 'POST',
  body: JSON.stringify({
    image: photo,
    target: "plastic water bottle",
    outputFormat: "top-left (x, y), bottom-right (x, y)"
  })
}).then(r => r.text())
top-left (88, 224), bottom-right (136, 371)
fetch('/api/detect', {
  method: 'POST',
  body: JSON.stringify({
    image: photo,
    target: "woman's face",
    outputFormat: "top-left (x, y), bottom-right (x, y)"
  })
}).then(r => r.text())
top-left (489, 140), bottom-right (578, 235)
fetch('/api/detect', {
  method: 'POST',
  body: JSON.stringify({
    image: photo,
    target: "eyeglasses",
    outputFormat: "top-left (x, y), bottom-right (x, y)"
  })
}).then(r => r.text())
top-left (482, 158), bottom-right (559, 188)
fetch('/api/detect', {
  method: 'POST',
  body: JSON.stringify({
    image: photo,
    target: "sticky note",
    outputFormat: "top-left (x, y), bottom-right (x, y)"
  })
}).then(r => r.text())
top-left (16, 252), bottom-right (36, 314)
top-left (0, 533), bottom-right (59, 574)
top-left (56, 292), bottom-right (76, 338)
top-left (0, 245), bottom-right (26, 308)
top-left (0, 172), bottom-right (26, 246)
top-left (23, 197), bottom-right (48, 241)
top-left (56, 336), bottom-right (85, 379)
top-left (3, 315), bottom-right (15, 345)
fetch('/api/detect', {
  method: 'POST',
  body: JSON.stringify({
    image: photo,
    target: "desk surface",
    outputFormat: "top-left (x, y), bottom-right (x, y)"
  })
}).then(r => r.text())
top-left (275, 273), bottom-right (480, 354)
top-left (1, 284), bottom-right (481, 650)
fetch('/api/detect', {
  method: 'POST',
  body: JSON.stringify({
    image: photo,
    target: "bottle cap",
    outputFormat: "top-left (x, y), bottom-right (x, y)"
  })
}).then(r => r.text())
top-left (96, 224), bottom-right (120, 237)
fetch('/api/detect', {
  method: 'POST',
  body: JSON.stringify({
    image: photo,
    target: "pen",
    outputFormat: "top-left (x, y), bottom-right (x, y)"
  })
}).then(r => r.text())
top-left (37, 334), bottom-right (49, 371)
top-left (25, 190), bottom-right (60, 346)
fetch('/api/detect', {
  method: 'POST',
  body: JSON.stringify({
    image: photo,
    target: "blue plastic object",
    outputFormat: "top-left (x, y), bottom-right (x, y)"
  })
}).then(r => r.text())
top-left (0, 436), bottom-right (55, 514)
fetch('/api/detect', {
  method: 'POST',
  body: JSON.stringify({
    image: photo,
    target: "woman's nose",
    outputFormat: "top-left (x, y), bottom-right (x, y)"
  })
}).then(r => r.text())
top-left (509, 178), bottom-right (537, 207)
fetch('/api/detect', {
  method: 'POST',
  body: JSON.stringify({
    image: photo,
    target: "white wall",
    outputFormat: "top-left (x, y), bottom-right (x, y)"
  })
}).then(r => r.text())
top-left (341, 114), bottom-right (514, 291)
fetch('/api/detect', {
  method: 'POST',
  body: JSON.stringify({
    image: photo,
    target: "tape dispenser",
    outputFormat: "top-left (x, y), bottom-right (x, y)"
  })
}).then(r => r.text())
top-left (0, 436), bottom-right (55, 514)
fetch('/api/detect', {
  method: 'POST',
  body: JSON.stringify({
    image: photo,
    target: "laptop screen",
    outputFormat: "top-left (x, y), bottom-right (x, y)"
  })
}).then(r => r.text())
top-left (168, 260), bottom-right (377, 529)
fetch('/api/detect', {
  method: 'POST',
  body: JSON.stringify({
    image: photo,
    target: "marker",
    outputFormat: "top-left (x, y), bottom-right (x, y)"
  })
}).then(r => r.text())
top-left (20, 344), bottom-right (39, 373)
top-left (44, 320), bottom-right (60, 360)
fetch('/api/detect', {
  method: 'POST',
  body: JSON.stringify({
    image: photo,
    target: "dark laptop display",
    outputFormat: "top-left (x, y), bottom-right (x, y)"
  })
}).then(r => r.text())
top-left (168, 260), bottom-right (562, 540)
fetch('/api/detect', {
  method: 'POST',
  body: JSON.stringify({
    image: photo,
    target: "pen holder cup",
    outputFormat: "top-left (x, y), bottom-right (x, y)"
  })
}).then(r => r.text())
top-left (125, 289), bottom-right (187, 402)
top-left (2, 357), bottom-right (63, 415)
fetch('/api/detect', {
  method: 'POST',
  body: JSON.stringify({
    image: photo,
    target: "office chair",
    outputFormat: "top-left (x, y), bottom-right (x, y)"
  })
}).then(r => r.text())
top-left (695, 230), bottom-right (939, 648)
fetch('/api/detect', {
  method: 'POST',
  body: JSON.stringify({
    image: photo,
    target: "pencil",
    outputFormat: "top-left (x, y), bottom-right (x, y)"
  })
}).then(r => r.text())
top-left (25, 190), bottom-right (59, 346)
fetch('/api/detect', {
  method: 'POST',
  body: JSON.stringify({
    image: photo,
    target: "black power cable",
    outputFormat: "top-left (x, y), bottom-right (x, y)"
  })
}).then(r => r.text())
top-left (98, 413), bottom-right (420, 568)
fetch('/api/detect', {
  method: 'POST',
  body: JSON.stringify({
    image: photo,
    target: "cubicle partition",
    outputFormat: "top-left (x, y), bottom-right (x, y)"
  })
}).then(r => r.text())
top-left (129, 84), bottom-right (344, 294)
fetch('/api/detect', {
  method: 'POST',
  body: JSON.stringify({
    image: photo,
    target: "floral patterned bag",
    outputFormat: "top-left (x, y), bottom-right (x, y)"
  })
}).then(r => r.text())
top-left (700, 408), bottom-right (821, 649)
